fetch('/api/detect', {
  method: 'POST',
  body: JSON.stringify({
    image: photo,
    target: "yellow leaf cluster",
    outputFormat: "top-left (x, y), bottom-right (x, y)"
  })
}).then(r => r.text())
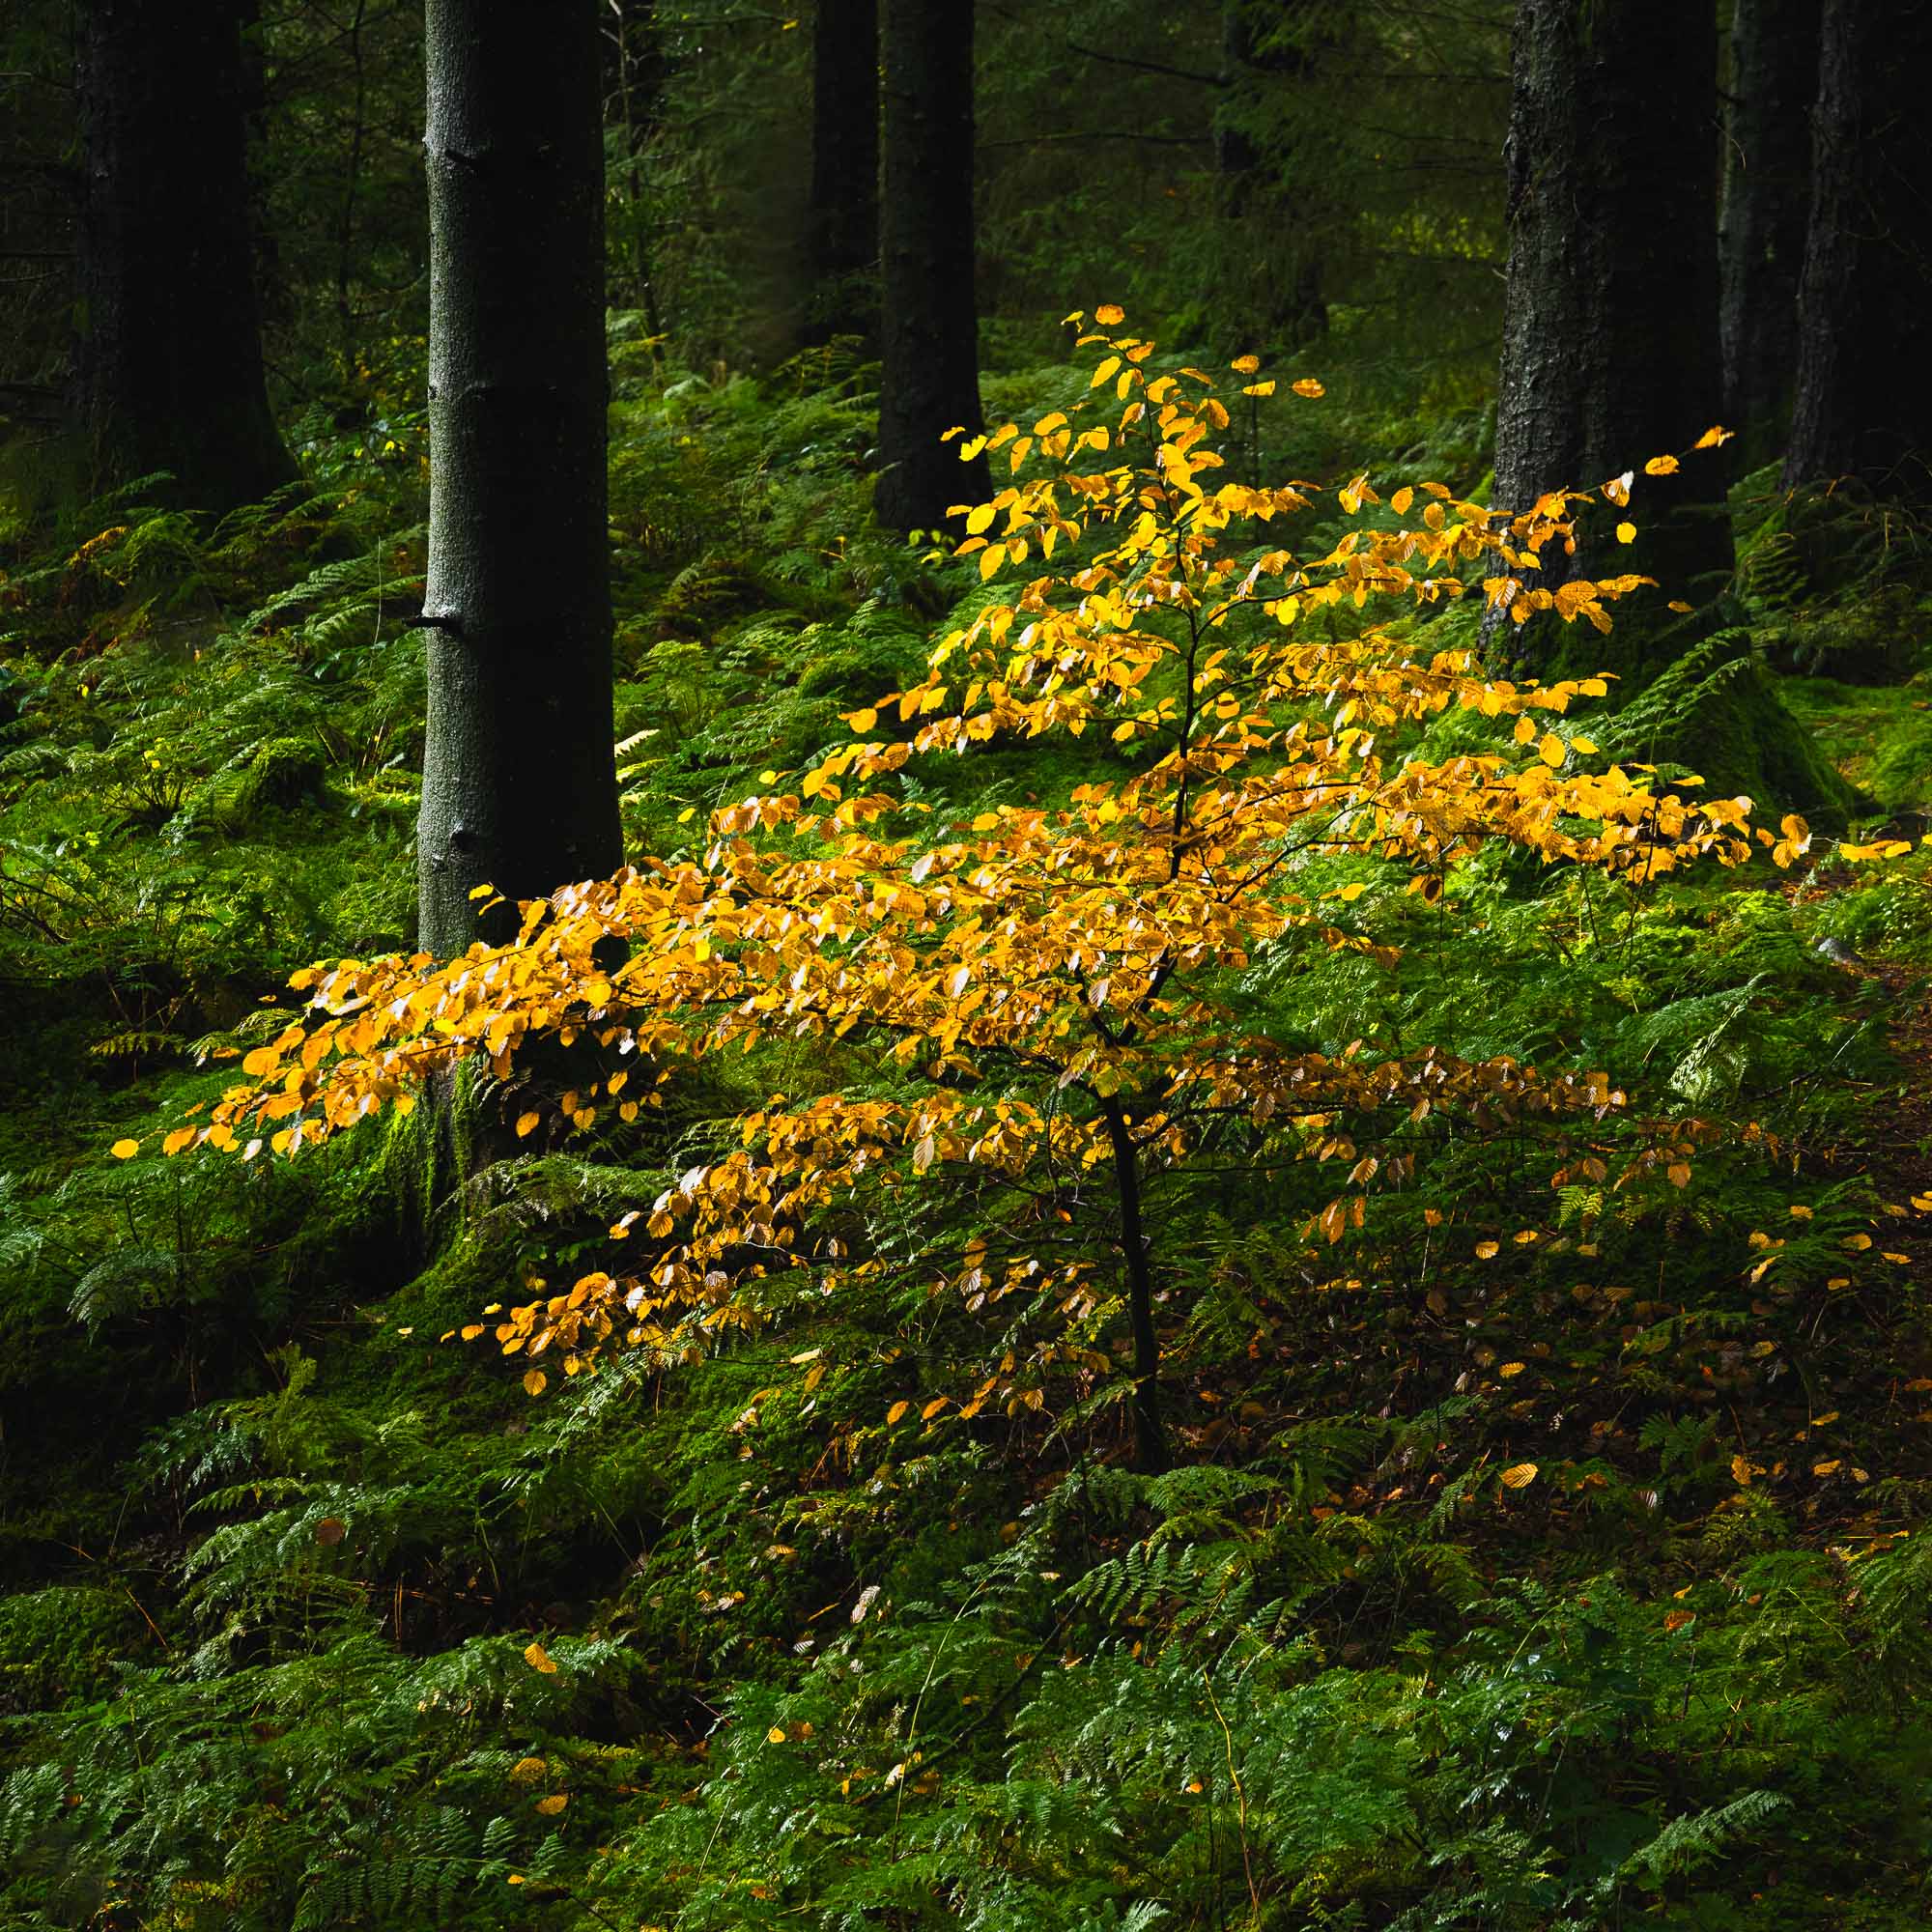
top-left (146, 317), bottom-right (1778, 1413)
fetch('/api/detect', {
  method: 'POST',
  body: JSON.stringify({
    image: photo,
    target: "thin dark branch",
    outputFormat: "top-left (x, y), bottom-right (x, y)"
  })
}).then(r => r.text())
top-left (1056, 37), bottom-right (1225, 87)
top-left (982, 2), bottom-right (1226, 87)
top-left (979, 130), bottom-right (1212, 152)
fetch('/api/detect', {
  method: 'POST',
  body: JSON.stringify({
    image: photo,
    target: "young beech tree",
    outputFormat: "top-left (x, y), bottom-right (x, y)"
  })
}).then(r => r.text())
top-left (141, 313), bottom-right (1816, 1473)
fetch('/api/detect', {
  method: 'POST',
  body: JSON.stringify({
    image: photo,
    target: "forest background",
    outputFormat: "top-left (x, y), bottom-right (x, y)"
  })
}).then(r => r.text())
top-left (2, 0), bottom-right (1932, 1927)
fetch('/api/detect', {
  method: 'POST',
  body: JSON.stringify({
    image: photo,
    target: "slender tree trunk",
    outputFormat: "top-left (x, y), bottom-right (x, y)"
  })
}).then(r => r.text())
top-left (418, 0), bottom-right (621, 955)
top-left (1215, 0), bottom-right (1326, 349)
top-left (874, 0), bottom-right (987, 531)
top-left (74, 0), bottom-right (293, 509)
top-left (334, 0), bottom-right (370, 359)
top-left (604, 0), bottom-right (668, 336)
top-left (1781, 0), bottom-right (1932, 500)
top-left (1101, 1098), bottom-right (1167, 1473)
top-left (802, 0), bottom-right (878, 345)
top-left (1491, 0), bottom-right (1732, 677)
top-left (1719, 0), bottom-right (1819, 473)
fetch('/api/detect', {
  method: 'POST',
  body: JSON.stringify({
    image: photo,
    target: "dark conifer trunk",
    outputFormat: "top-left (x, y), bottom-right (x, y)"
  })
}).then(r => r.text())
top-left (1492, 0), bottom-right (1732, 675)
top-left (803, 0), bottom-right (878, 345)
top-left (604, 0), bottom-right (668, 335)
top-left (874, 0), bottom-right (987, 531)
top-left (1215, 0), bottom-right (1326, 349)
top-left (1492, 0), bottom-right (1843, 818)
top-left (1782, 0), bottom-right (1932, 500)
top-left (418, 0), bottom-right (620, 955)
top-left (74, 0), bottom-right (292, 509)
top-left (1719, 0), bottom-right (1819, 472)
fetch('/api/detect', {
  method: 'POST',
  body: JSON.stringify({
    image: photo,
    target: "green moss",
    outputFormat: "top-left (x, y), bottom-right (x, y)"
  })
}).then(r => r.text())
top-left (223, 735), bottom-right (331, 827)
top-left (0, 1586), bottom-right (147, 1711)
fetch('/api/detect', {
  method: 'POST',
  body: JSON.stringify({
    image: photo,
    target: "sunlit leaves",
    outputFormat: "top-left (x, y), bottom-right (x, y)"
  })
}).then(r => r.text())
top-left (144, 313), bottom-right (1782, 1421)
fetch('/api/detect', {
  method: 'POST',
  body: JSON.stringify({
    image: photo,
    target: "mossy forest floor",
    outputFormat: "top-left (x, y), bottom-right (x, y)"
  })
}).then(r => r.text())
top-left (3, 344), bottom-right (1931, 1929)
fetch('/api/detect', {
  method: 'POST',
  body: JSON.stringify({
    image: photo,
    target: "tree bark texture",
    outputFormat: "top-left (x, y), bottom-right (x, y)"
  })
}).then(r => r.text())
top-left (74, 0), bottom-right (292, 509)
top-left (1492, 0), bottom-right (1732, 678)
top-left (874, 0), bottom-right (988, 531)
top-left (1719, 0), bottom-right (1819, 472)
top-left (1781, 0), bottom-right (1932, 499)
top-left (419, 0), bottom-right (621, 956)
top-left (803, 0), bottom-right (878, 345)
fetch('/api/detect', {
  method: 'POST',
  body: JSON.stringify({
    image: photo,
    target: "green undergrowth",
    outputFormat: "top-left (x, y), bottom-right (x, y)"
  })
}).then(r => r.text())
top-left (2, 353), bottom-right (1930, 1928)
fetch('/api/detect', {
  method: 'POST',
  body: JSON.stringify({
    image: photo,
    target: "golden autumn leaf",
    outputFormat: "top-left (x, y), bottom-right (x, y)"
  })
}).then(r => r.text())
top-left (1094, 302), bottom-right (1125, 326)
top-left (535, 1794), bottom-right (568, 1815)
top-left (147, 312), bottom-right (1796, 1437)
top-left (1292, 377), bottom-right (1324, 398)
top-left (1474, 1240), bottom-right (1500, 1259)
top-left (524, 1641), bottom-right (558, 1675)
top-left (767, 1725), bottom-right (787, 1744)
top-left (1615, 521), bottom-right (1636, 544)
top-left (1643, 454), bottom-right (1680, 475)
top-left (111, 1138), bottom-right (139, 1159)
top-left (1498, 1463), bottom-right (1538, 1489)
top-left (523, 1369), bottom-right (548, 1396)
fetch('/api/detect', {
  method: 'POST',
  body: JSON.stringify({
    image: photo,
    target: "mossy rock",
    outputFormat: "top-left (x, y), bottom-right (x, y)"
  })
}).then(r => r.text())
top-left (0, 1584), bottom-right (147, 1712)
top-left (1565, 622), bottom-right (1857, 830)
top-left (1756, 585), bottom-right (1930, 684)
top-left (652, 552), bottom-right (853, 644)
top-left (223, 735), bottom-right (330, 826)
top-left (795, 604), bottom-right (927, 704)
